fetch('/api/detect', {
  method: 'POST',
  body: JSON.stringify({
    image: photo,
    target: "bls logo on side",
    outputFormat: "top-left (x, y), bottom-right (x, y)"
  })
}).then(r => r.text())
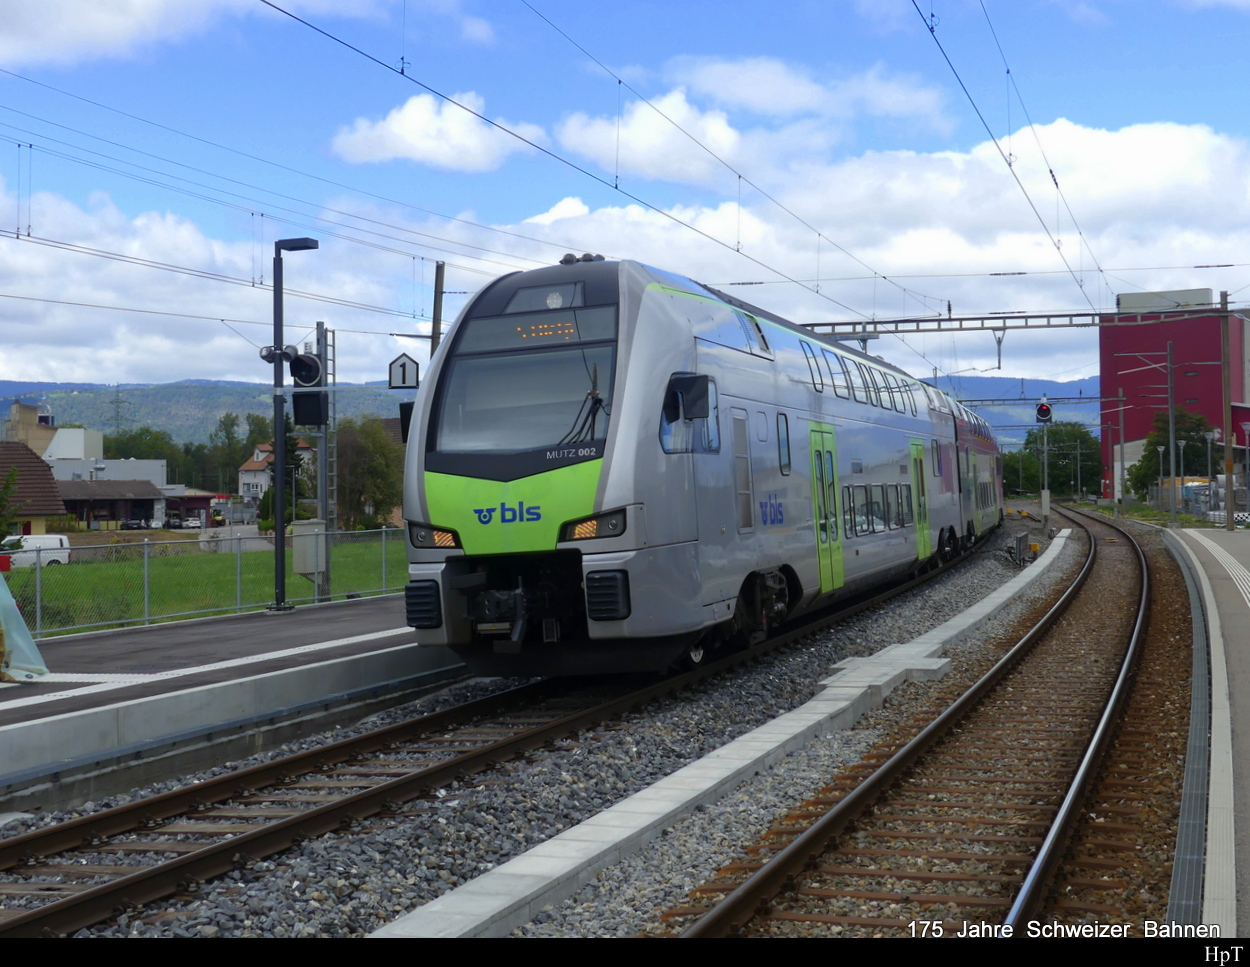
top-left (473, 502), bottom-right (542, 525)
top-left (759, 494), bottom-right (784, 525)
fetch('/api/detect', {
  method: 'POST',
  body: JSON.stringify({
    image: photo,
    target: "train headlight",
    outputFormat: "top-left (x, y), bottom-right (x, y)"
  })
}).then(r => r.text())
top-left (408, 522), bottom-right (461, 549)
top-left (560, 508), bottom-right (626, 542)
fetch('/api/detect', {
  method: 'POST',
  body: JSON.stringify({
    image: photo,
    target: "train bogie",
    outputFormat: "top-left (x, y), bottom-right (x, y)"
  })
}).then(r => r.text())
top-left (403, 258), bottom-right (1002, 674)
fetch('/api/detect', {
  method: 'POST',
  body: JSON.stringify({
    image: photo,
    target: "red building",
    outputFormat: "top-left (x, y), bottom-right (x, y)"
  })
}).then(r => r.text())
top-left (1099, 289), bottom-right (1250, 500)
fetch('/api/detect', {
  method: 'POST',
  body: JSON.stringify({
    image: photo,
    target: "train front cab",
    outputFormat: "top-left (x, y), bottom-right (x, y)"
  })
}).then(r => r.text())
top-left (404, 261), bottom-right (717, 674)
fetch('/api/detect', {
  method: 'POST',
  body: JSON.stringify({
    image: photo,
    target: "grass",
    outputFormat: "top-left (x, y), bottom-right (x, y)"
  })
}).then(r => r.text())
top-left (1087, 504), bottom-right (1224, 528)
top-left (4, 531), bottom-right (408, 636)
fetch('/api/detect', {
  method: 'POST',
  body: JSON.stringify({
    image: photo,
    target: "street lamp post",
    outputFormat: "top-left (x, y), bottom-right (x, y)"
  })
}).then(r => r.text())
top-left (1206, 429), bottom-right (1216, 514)
top-left (1177, 440), bottom-right (1188, 514)
top-left (1156, 445), bottom-right (1165, 511)
top-left (269, 237), bottom-right (319, 612)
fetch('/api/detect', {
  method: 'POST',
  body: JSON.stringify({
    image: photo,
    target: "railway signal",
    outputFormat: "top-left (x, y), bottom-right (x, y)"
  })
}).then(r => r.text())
top-left (1035, 401), bottom-right (1053, 424)
top-left (290, 351), bottom-right (328, 425)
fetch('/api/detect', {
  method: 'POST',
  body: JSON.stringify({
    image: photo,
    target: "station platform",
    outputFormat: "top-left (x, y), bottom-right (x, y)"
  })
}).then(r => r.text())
top-left (1169, 528), bottom-right (1250, 936)
top-left (0, 596), bottom-right (459, 812)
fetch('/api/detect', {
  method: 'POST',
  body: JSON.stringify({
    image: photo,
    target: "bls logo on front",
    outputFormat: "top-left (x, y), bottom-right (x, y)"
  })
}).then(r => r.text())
top-left (473, 502), bottom-right (542, 525)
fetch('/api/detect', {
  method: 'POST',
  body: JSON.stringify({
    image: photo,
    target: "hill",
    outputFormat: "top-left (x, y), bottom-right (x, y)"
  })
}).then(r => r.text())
top-left (1, 380), bottom-right (413, 445)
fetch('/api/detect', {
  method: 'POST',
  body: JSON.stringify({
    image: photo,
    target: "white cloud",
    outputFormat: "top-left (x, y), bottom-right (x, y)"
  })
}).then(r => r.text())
top-left (555, 60), bottom-right (951, 189)
top-left (670, 57), bottom-right (947, 127)
top-left (8, 119), bottom-right (1250, 388)
top-left (557, 89), bottom-right (742, 186)
top-left (332, 91), bottom-right (545, 172)
top-left (671, 57), bottom-right (829, 116)
top-left (0, 0), bottom-right (389, 69)
top-left (525, 197), bottom-right (590, 226)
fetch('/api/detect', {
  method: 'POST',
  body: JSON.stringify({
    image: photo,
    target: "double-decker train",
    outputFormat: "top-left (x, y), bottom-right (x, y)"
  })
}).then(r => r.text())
top-left (402, 257), bottom-right (1002, 674)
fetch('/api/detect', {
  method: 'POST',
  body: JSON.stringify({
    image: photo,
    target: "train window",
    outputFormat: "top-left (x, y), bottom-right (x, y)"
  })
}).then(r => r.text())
top-left (899, 381), bottom-right (915, 416)
top-left (777, 414), bottom-right (791, 475)
top-left (738, 311), bottom-right (772, 356)
top-left (684, 298), bottom-right (752, 352)
top-left (800, 341), bottom-right (824, 392)
top-left (900, 484), bottom-right (914, 525)
top-left (814, 453), bottom-right (827, 543)
top-left (732, 410), bottom-right (754, 531)
top-left (826, 451), bottom-right (838, 541)
top-left (822, 350), bottom-right (851, 398)
top-left (871, 485), bottom-right (886, 531)
top-left (883, 373), bottom-right (904, 412)
top-left (886, 485), bottom-right (900, 529)
top-left (504, 282), bottom-right (585, 313)
top-left (659, 374), bottom-right (720, 454)
top-left (846, 362), bottom-right (869, 405)
top-left (931, 440), bottom-right (941, 476)
top-left (858, 363), bottom-right (882, 407)
top-left (433, 341), bottom-right (616, 454)
top-left (842, 486), bottom-right (854, 538)
top-left (702, 382), bottom-right (721, 451)
top-left (868, 367), bottom-right (889, 408)
top-left (853, 486), bottom-right (871, 534)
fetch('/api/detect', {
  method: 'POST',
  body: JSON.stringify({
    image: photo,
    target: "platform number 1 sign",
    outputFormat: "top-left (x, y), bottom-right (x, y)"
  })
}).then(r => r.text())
top-left (389, 354), bottom-right (419, 390)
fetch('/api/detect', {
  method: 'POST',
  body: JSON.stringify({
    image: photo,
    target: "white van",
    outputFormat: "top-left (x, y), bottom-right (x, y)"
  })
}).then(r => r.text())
top-left (0, 535), bottom-right (71, 567)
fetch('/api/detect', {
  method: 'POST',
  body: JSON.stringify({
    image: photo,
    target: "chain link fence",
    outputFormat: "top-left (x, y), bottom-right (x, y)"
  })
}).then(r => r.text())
top-left (2, 527), bottom-right (408, 639)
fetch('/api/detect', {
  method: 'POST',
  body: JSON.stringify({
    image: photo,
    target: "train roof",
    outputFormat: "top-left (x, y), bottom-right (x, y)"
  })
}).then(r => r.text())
top-left (456, 258), bottom-right (975, 422)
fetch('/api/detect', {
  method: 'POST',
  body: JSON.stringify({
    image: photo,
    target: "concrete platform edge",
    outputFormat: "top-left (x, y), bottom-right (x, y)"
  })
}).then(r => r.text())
top-left (1168, 532), bottom-right (1237, 935)
top-left (0, 645), bottom-right (448, 788)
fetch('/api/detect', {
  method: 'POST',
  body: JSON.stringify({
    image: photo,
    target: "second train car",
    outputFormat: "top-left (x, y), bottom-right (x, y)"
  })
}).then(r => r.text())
top-left (403, 257), bottom-right (1002, 674)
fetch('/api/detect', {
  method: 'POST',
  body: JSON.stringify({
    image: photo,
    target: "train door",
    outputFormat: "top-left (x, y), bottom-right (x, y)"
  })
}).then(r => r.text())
top-left (810, 426), bottom-right (844, 594)
top-left (909, 440), bottom-right (932, 560)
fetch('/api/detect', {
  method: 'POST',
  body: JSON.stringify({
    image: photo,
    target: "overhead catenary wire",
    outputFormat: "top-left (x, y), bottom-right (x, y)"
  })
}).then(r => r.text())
top-left (0, 289), bottom-right (448, 338)
top-left (910, 0), bottom-right (1096, 311)
top-left (0, 66), bottom-right (594, 263)
top-left (0, 113), bottom-right (544, 277)
top-left (257, 0), bottom-right (872, 320)
top-left (976, 0), bottom-right (1110, 307)
top-left (518, 0), bottom-right (948, 319)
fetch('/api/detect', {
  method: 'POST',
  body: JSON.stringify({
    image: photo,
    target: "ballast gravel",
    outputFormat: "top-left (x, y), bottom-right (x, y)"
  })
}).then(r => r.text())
top-left (7, 514), bottom-right (1071, 938)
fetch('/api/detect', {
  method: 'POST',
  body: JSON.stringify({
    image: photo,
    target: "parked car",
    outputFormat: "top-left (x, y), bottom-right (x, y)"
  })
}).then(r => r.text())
top-left (183, 517), bottom-right (202, 529)
top-left (0, 534), bottom-right (71, 567)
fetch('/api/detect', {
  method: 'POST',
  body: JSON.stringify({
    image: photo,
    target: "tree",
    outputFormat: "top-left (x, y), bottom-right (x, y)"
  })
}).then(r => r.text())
top-left (1004, 421), bottom-right (1102, 498)
top-left (336, 416), bottom-right (402, 529)
top-left (267, 413), bottom-right (305, 513)
top-left (105, 426), bottom-right (181, 463)
top-left (244, 413), bottom-right (272, 451)
top-left (209, 413), bottom-right (244, 491)
top-left (1125, 407), bottom-right (1213, 500)
top-left (0, 467), bottom-right (24, 537)
top-left (1002, 448), bottom-right (1041, 495)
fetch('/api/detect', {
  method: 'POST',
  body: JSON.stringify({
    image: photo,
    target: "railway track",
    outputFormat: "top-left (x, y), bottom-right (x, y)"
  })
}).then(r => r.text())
top-left (0, 532), bottom-right (1003, 937)
top-left (662, 509), bottom-right (1151, 937)
top-left (0, 677), bottom-right (643, 936)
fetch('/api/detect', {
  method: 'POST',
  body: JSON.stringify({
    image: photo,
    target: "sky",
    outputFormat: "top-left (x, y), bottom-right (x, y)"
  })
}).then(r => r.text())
top-left (2, 0), bottom-right (1250, 394)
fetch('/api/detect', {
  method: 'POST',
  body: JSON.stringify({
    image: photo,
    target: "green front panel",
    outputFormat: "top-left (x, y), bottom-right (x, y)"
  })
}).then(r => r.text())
top-left (425, 460), bottom-right (602, 555)
top-left (910, 440), bottom-right (932, 559)
top-left (810, 425), bottom-right (843, 593)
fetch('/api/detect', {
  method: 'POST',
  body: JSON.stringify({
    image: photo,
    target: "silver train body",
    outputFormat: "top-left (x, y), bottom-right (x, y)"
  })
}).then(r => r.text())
top-left (403, 259), bottom-right (1003, 673)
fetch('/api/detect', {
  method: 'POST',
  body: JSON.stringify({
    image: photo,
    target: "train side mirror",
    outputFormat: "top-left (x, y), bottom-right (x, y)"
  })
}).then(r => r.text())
top-left (665, 374), bottom-right (710, 421)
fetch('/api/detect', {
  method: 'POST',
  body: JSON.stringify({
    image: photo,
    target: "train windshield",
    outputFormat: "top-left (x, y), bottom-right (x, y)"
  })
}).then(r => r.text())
top-left (431, 305), bottom-right (617, 463)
